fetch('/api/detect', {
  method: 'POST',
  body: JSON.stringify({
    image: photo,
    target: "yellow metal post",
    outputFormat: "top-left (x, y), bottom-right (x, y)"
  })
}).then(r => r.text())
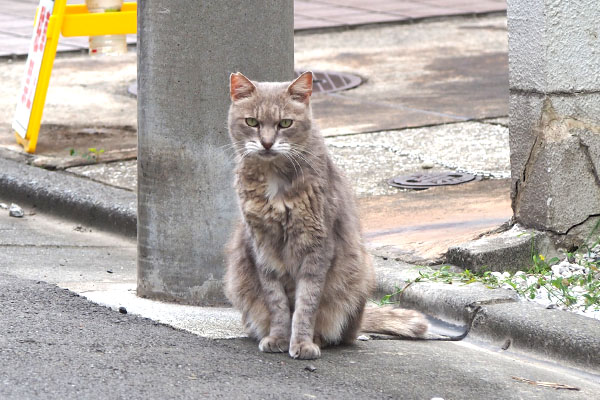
top-left (62, 2), bottom-right (136, 37)
top-left (14, 1), bottom-right (137, 153)
top-left (15, 0), bottom-right (67, 153)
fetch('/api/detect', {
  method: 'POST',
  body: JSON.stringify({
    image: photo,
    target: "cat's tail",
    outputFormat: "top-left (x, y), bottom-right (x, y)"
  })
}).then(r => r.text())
top-left (360, 305), bottom-right (429, 338)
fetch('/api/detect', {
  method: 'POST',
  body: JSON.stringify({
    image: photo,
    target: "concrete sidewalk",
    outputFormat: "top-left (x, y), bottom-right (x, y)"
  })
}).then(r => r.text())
top-left (3, 270), bottom-right (598, 399)
top-left (0, 0), bottom-right (506, 57)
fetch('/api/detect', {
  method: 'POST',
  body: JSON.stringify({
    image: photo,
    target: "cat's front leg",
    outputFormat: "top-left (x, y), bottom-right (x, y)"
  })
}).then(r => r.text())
top-left (257, 268), bottom-right (291, 353)
top-left (289, 252), bottom-right (328, 360)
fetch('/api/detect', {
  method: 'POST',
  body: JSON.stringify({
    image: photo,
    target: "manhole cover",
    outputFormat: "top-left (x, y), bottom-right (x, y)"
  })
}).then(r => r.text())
top-left (126, 69), bottom-right (361, 97)
top-left (389, 172), bottom-right (479, 190)
top-left (295, 69), bottom-right (362, 94)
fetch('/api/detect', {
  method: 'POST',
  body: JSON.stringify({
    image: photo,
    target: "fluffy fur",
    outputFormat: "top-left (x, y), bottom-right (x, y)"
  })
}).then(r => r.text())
top-left (224, 72), bottom-right (428, 360)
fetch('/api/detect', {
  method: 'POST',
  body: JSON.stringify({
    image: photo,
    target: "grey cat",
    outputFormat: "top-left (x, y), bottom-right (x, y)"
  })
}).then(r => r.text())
top-left (225, 71), bottom-right (428, 360)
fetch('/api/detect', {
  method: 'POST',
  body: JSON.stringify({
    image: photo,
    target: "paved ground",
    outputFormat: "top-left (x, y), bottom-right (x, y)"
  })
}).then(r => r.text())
top-left (5, 271), bottom-right (599, 399)
top-left (295, 0), bottom-right (506, 29)
top-left (2, 204), bottom-right (599, 399)
top-left (0, 0), bottom-right (506, 56)
top-left (296, 17), bottom-right (508, 135)
top-left (0, 0), bottom-right (135, 57)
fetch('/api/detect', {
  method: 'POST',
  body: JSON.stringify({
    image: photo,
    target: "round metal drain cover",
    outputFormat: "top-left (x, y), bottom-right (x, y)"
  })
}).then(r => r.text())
top-left (295, 69), bottom-right (362, 94)
top-left (389, 172), bottom-right (478, 190)
top-left (127, 69), bottom-right (361, 97)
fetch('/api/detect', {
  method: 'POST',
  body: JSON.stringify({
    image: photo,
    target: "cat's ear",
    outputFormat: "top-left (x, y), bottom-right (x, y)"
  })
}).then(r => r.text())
top-left (230, 72), bottom-right (256, 101)
top-left (287, 71), bottom-right (313, 104)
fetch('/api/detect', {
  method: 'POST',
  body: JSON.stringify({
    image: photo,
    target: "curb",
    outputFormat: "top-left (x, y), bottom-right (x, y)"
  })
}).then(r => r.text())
top-left (0, 157), bottom-right (137, 237)
top-left (374, 260), bottom-right (600, 374)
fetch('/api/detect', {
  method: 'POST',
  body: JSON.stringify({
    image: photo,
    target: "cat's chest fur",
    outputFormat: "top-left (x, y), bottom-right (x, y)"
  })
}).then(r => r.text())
top-left (236, 167), bottom-right (326, 265)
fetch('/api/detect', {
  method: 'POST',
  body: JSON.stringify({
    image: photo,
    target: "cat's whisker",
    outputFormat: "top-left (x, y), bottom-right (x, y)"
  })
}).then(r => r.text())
top-left (292, 143), bottom-right (321, 159)
top-left (216, 141), bottom-right (236, 150)
top-left (292, 146), bottom-right (327, 174)
top-left (222, 148), bottom-right (242, 159)
top-left (288, 149), bottom-right (324, 181)
top-left (217, 141), bottom-right (240, 150)
top-left (245, 140), bottom-right (263, 154)
top-left (287, 148), bottom-right (312, 170)
top-left (218, 142), bottom-right (248, 160)
top-left (285, 149), bottom-right (306, 183)
top-left (290, 153), bottom-right (322, 182)
top-left (282, 152), bottom-right (301, 182)
top-left (235, 149), bottom-right (253, 164)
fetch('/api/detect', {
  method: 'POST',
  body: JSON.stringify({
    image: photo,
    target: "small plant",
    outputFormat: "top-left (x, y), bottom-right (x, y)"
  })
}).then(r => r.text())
top-left (87, 147), bottom-right (105, 161)
top-left (69, 147), bottom-right (105, 162)
top-left (374, 279), bottom-right (421, 306)
top-left (375, 229), bottom-right (600, 316)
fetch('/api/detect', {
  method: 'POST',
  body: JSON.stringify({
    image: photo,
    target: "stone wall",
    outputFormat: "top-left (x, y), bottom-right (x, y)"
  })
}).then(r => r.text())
top-left (508, 0), bottom-right (600, 245)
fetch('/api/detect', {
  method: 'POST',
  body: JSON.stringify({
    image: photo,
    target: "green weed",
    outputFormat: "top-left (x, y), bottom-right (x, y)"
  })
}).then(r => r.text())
top-left (69, 147), bottom-right (105, 162)
top-left (376, 230), bottom-right (600, 314)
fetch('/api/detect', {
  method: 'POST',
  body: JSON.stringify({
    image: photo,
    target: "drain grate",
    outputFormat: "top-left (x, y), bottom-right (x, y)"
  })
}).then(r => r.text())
top-left (389, 172), bottom-right (479, 190)
top-left (295, 69), bottom-right (362, 94)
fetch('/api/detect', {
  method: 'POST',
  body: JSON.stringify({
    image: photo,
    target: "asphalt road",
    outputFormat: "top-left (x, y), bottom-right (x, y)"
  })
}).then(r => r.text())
top-left (1, 203), bottom-right (599, 399)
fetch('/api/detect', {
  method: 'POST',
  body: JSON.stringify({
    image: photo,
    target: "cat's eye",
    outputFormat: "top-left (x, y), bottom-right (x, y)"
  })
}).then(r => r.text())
top-left (245, 117), bottom-right (259, 127)
top-left (279, 119), bottom-right (293, 128)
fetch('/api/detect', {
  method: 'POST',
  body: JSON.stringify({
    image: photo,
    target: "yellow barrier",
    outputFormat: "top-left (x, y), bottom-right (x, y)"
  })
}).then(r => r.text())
top-left (62, 3), bottom-right (136, 37)
top-left (13, 1), bottom-right (137, 153)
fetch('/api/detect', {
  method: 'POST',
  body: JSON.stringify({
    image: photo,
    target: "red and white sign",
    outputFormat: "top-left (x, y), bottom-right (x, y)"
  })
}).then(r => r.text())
top-left (13, 0), bottom-right (55, 138)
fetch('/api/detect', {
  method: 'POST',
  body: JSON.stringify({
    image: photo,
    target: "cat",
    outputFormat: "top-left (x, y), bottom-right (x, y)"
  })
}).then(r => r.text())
top-left (224, 71), bottom-right (428, 360)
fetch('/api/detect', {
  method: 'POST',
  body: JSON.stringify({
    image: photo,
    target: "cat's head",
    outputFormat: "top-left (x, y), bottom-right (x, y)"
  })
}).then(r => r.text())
top-left (228, 72), bottom-right (314, 161)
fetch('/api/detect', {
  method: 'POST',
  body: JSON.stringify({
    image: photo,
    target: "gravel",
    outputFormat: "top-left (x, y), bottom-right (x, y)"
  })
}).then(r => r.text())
top-left (492, 245), bottom-right (600, 321)
top-left (327, 120), bottom-right (510, 197)
top-left (8, 203), bottom-right (24, 217)
top-left (326, 121), bottom-right (510, 193)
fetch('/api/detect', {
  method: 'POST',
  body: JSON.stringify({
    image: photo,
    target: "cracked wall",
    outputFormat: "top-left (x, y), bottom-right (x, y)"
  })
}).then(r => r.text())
top-left (508, 0), bottom-right (600, 240)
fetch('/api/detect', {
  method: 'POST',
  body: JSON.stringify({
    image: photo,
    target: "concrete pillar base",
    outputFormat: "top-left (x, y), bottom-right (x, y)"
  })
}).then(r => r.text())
top-left (137, 1), bottom-right (294, 305)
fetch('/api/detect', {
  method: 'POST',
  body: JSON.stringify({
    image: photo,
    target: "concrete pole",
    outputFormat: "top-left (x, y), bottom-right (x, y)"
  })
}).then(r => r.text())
top-left (137, 1), bottom-right (294, 305)
top-left (508, 0), bottom-right (600, 245)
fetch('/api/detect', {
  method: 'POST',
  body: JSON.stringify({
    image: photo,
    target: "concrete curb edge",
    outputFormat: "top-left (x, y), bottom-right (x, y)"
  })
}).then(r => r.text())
top-left (0, 157), bottom-right (137, 237)
top-left (374, 262), bottom-right (600, 374)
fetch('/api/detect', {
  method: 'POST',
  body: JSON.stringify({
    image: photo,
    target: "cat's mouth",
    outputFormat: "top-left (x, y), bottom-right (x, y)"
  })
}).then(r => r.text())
top-left (258, 150), bottom-right (278, 158)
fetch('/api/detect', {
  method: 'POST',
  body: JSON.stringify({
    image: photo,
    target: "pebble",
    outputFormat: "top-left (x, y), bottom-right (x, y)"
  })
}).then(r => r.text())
top-left (304, 365), bottom-right (317, 372)
top-left (507, 249), bottom-right (600, 320)
top-left (0, 203), bottom-right (8, 209)
top-left (357, 335), bottom-right (370, 341)
top-left (118, 306), bottom-right (127, 314)
top-left (8, 203), bottom-right (24, 218)
top-left (491, 271), bottom-right (510, 279)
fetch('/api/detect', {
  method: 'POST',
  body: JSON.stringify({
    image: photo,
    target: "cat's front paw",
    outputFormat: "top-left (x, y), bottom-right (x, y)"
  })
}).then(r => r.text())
top-left (259, 336), bottom-right (289, 353)
top-left (289, 340), bottom-right (321, 360)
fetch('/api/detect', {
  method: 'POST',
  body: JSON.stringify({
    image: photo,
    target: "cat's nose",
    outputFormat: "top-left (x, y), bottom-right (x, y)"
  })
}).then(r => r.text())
top-left (260, 139), bottom-right (273, 150)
